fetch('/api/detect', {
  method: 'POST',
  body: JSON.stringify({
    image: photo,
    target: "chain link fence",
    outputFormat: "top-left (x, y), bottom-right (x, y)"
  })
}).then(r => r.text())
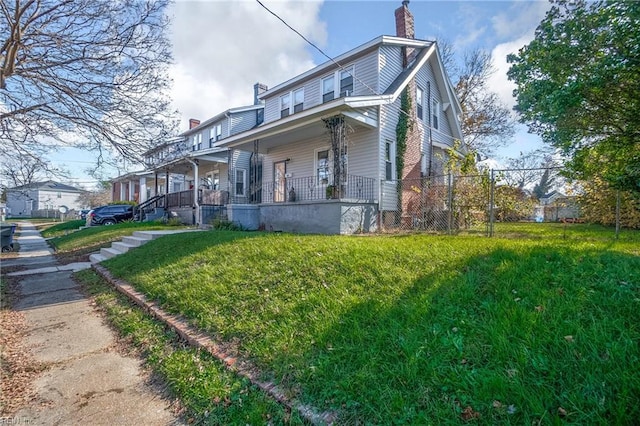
top-left (380, 167), bottom-right (638, 237)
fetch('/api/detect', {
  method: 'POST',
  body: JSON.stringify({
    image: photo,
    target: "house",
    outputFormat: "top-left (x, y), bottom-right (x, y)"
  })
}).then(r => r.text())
top-left (133, 2), bottom-right (466, 234)
top-left (5, 180), bottom-right (85, 217)
top-left (539, 191), bottom-right (581, 222)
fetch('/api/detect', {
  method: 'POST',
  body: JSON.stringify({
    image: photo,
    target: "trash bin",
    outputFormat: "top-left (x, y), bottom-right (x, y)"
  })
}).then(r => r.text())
top-left (1, 223), bottom-right (17, 252)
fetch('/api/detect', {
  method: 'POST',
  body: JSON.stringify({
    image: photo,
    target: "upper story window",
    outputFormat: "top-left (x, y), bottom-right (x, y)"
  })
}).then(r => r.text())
top-left (339, 66), bottom-right (354, 97)
top-left (416, 87), bottom-right (424, 120)
top-left (209, 124), bottom-right (222, 146)
top-left (432, 98), bottom-right (440, 130)
top-left (280, 93), bottom-right (291, 118)
top-left (192, 133), bottom-right (202, 151)
top-left (322, 76), bottom-right (334, 103)
top-left (293, 88), bottom-right (304, 113)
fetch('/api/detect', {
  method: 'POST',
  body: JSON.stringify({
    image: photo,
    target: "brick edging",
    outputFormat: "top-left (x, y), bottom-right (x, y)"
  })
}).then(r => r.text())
top-left (92, 264), bottom-right (337, 425)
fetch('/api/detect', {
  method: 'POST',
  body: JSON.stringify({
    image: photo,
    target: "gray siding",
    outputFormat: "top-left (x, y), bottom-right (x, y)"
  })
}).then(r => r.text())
top-left (229, 109), bottom-right (259, 135)
top-left (229, 149), bottom-right (251, 202)
top-left (353, 51), bottom-right (379, 97)
top-left (415, 63), bottom-right (455, 149)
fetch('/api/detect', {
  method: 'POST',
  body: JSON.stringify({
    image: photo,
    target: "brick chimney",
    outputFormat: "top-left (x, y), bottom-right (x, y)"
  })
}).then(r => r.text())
top-left (395, 0), bottom-right (415, 68)
top-left (254, 82), bottom-right (268, 105)
top-left (188, 118), bottom-right (200, 129)
top-left (395, 0), bottom-right (414, 39)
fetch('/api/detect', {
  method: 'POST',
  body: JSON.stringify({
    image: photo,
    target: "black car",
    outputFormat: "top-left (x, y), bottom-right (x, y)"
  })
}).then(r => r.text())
top-left (88, 204), bottom-right (134, 225)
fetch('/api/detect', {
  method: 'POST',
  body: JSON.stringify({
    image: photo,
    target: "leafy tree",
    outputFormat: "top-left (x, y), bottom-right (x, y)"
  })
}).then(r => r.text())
top-left (440, 42), bottom-right (516, 157)
top-left (76, 180), bottom-right (112, 208)
top-left (0, 0), bottom-right (177, 165)
top-left (578, 177), bottom-right (640, 228)
top-left (533, 168), bottom-right (554, 199)
top-left (507, 0), bottom-right (640, 194)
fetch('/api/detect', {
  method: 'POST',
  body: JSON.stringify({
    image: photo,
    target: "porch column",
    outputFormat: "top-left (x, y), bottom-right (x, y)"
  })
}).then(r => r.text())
top-left (154, 172), bottom-right (158, 196)
top-left (120, 181), bottom-right (126, 201)
top-left (190, 159), bottom-right (200, 225)
top-left (165, 170), bottom-right (170, 195)
top-left (129, 180), bottom-right (135, 201)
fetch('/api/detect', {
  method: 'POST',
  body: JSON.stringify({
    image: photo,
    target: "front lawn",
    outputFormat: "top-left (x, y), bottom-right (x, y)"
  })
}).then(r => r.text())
top-left (48, 221), bottom-right (188, 263)
top-left (99, 224), bottom-right (640, 424)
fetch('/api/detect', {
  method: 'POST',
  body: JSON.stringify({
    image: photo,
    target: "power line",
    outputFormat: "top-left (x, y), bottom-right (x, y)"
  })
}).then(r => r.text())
top-left (253, 0), bottom-right (459, 146)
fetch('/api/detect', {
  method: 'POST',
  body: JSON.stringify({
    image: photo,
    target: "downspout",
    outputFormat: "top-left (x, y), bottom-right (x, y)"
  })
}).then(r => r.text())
top-left (188, 159), bottom-right (200, 226)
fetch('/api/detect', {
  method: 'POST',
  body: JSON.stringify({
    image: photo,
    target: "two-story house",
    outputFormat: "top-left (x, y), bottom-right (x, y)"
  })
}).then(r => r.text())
top-left (212, 2), bottom-right (464, 233)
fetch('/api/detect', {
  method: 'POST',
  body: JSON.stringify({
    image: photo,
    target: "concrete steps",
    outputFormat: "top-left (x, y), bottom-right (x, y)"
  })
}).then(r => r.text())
top-left (89, 229), bottom-right (201, 264)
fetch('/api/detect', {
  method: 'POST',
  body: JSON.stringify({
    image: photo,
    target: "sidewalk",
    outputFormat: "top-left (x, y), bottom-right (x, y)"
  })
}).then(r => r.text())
top-left (1, 222), bottom-right (181, 425)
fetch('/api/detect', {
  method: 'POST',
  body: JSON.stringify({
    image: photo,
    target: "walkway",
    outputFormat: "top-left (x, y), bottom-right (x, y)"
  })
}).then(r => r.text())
top-left (1, 222), bottom-right (181, 425)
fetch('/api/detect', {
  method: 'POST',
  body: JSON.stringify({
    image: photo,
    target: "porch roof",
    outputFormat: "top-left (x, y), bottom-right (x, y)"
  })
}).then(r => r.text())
top-left (213, 98), bottom-right (380, 153)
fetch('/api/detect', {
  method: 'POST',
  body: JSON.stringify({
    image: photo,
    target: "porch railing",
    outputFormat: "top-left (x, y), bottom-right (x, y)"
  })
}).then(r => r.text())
top-left (166, 190), bottom-right (193, 208)
top-left (257, 174), bottom-right (376, 204)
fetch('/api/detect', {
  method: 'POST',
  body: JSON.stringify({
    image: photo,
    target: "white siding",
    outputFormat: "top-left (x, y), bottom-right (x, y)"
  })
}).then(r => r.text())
top-left (415, 62), bottom-right (455, 150)
top-left (262, 50), bottom-right (380, 124)
top-left (379, 45), bottom-right (403, 92)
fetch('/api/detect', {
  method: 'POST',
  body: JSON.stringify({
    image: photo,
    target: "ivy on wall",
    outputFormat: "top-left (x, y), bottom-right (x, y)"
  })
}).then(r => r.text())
top-left (395, 87), bottom-right (412, 180)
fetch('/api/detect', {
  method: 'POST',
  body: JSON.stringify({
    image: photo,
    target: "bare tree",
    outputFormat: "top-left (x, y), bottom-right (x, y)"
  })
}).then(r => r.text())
top-left (0, 0), bottom-right (177, 166)
top-left (500, 149), bottom-right (561, 190)
top-left (76, 180), bottom-right (111, 208)
top-left (0, 149), bottom-right (67, 188)
top-left (438, 40), bottom-right (516, 157)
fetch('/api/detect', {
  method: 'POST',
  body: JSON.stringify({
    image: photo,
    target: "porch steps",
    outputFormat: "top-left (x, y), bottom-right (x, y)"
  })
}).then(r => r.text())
top-left (89, 229), bottom-right (201, 264)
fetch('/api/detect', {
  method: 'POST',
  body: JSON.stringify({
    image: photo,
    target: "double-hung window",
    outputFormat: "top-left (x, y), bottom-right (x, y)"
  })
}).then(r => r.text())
top-left (339, 66), bottom-right (354, 97)
top-left (235, 169), bottom-right (246, 196)
top-left (280, 93), bottom-right (291, 118)
top-left (416, 87), bottom-right (424, 120)
top-left (385, 140), bottom-right (394, 181)
top-left (293, 88), bottom-right (304, 113)
top-left (316, 149), bottom-right (329, 184)
top-left (209, 124), bottom-right (222, 146)
top-left (192, 133), bottom-right (201, 151)
top-left (322, 76), bottom-right (334, 103)
top-left (432, 98), bottom-right (440, 130)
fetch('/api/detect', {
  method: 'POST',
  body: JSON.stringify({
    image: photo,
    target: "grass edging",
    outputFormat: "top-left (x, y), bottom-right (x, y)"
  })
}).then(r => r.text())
top-left (92, 263), bottom-right (336, 425)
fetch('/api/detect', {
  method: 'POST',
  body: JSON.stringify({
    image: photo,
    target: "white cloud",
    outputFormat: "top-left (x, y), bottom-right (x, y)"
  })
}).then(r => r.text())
top-left (452, 3), bottom-right (487, 49)
top-left (169, 0), bottom-right (327, 130)
top-left (487, 35), bottom-right (530, 111)
top-left (491, 1), bottom-right (550, 41)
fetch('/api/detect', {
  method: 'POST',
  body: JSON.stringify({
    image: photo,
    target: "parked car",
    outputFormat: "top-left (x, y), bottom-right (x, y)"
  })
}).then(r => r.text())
top-left (77, 209), bottom-right (90, 220)
top-left (88, 204), bottom-right (134, 226)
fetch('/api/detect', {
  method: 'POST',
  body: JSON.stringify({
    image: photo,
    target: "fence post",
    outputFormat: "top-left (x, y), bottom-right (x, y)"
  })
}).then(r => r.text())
top-left (489, 169), bottom-right (495, 237)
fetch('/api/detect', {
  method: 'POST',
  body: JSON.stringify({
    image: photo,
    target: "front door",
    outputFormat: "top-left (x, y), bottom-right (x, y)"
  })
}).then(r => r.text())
top-left (274, 160), bottom-right (287, 202)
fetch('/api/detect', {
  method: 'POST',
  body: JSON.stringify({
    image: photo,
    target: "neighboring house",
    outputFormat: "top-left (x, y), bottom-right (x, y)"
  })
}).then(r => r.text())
top-left (539, 191), bottom-right (581, 222)
top-left (6, 180), bottom-right (84, 217)
top-left (125, 2), bottom-right (467, 234)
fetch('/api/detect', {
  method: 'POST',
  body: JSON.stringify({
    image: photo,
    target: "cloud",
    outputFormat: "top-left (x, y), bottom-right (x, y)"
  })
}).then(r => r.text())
top-left (452, 3), bottom-right (487, 49)
top-left (491, 1), bottom-right (550, 41)
top-left (487, 36), bottom-right (530, 111)
top-left (169, 0), bottom-right (327, 129)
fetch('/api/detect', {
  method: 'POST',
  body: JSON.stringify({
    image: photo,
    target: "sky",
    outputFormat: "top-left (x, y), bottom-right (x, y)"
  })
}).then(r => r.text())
top-left (56, 0), bottom-right (551, 189)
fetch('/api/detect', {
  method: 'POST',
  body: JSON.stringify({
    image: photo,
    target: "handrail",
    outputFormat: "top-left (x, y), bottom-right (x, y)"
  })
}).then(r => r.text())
top-left (134, 194), bottom-right (166, 221)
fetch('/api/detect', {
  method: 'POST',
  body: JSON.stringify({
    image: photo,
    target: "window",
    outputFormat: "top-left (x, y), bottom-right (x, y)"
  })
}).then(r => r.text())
top-left (293, 88), bottom-right (304, 113)
top-left (339, 67), bottom-right (354, 97)
top-left (416, 87), bottom-right (424, 120)
top-left (280, 93), bottom-right (291, 118)
top-left (235, 169), bottom-right (246, 196)
top-left (385, 141), bottom-right (394, 181)
top-left (212, 171), bottom-right (220, 190)
top-left (210, 124), bottom-right (222, 146)
top-left (322, 76), bottom-right (334, 103)
top-left (432, 98), bottom-right (440, 130)
top-left (316, 149), bottom-right (329, 184)
top-left (192, 133), bottom-right (201, 151)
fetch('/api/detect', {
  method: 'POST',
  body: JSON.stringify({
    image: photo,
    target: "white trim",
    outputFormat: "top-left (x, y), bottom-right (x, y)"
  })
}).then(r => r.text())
top-left (314, 146), bottom-right (331, 185)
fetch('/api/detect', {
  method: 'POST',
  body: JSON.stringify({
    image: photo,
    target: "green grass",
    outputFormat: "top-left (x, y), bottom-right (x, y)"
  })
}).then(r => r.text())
top-left (40, 219), bottom-right (86, 238)
top-left (75, 269), bottom-right (302, 425)
top-left (100, 224), bottom-right (640, 424)
top-left (48, 221), bottom-right (187, 254)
